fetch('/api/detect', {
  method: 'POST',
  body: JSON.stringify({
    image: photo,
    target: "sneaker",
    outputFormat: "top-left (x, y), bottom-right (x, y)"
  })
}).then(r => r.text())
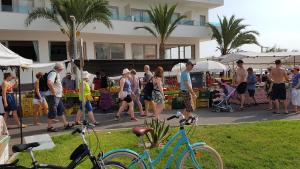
top-left (47, 127), bottom-right (57, 132)
top-left (93, 122), bottom-right (100, 126)
top-left (115, 115), bottom-right (120, 121)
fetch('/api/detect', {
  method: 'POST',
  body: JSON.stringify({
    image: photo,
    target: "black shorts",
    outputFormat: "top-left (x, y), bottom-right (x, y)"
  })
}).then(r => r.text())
top-left (143, 92), bottom-right (152, 101)
top-left (122, 95), bottom-right (132, 103)
top-left (237, 82), bottom-right (247, 94)
top-left (248, 89), bottom-right (255, 97)
top-left (271, 83), bottom-right (286, 100)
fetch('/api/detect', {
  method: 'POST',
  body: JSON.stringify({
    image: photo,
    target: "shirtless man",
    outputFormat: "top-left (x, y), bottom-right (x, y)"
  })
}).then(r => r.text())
top-left (269, 60), bottom-right (289, 114)
top-left (234, 60), bottom-right (248, 110)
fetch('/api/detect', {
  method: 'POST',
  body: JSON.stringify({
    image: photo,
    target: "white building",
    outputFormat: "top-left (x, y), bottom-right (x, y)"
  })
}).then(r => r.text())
top-left (0, 0), bottom-right (223, 84)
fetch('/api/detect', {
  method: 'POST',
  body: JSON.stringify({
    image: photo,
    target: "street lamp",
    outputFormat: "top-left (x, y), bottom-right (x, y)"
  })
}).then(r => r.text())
top-left (70, 15), bottom-right (86, 120)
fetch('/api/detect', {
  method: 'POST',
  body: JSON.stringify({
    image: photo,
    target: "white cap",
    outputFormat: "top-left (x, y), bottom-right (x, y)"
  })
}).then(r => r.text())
top-left (54, 62), bottom-right (64, 70)
top-left (82, 71), bottom-right (90, 79)
top-left (122, 68), bottom-right (130, 75)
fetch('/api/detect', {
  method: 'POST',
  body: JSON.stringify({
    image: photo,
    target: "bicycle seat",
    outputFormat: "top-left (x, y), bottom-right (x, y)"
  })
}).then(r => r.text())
top-left (132, 127), bottom-right (153, 137)
top-left (12, 142), bottom-right (40, 153)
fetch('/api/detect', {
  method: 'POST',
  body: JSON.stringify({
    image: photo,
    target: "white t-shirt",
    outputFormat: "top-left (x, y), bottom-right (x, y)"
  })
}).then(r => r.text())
top-left (46, 71), bottom-right (63, 97)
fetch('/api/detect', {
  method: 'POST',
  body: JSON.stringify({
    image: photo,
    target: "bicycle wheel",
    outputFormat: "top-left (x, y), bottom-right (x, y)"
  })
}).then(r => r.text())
top-left (179, 145), bottom-right (223, 169)
top-left (102, 151), bottom-right (147, 169)
top-left (99, 161), bottom-right (127, 169)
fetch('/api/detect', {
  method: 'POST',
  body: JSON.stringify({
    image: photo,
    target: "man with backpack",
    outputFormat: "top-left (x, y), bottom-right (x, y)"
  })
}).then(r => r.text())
top-left (45, 63), bottom-right (73, 132)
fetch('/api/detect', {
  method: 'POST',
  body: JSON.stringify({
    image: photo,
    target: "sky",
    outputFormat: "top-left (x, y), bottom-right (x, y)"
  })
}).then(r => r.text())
top-left (200, 0), bottom-right (300, 58)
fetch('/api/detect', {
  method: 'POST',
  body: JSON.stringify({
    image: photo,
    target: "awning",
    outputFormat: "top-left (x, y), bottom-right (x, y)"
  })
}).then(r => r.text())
top-left (74, 59), bottom-right (188, 76)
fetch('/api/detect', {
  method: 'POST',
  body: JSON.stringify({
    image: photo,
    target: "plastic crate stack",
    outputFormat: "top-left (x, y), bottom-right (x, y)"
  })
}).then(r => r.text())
top-left (196, 91), bottom-right (210, 108)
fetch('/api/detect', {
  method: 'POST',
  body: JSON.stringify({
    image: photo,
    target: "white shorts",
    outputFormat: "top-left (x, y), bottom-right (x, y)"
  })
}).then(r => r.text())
top-left (33, 97), bottom-right (47, 105)
top-left (291, 89), bottom-right (300, 106)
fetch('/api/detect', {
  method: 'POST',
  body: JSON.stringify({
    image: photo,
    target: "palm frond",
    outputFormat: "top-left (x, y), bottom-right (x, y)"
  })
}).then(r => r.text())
top-left (134, 26), bottom-right (157, 37)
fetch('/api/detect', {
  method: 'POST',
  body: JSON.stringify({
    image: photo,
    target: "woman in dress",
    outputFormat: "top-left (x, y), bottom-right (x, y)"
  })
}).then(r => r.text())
top-left (2, 72), bottom-right (26, 128)
top-left (115, 69), bottom-right (137, 121)
top-left (33, 72), bottom-right (48, 125)
top-left (152, 66), bottom-right (165, 119)
top-left (130, 69), bottom-right (145, 116)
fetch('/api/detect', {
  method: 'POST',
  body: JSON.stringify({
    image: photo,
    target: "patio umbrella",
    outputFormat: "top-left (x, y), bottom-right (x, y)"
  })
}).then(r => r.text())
top-left (193, 60), bottom-right (227, 73)
top-left (171, 63), bottom-right (186, 73)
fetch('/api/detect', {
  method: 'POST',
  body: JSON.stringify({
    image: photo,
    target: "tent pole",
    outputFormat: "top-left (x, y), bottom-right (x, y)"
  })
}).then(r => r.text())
top-left (17, 67), bottom-right (23, 144)
top-left (32, 69), bottom-right (34, 89)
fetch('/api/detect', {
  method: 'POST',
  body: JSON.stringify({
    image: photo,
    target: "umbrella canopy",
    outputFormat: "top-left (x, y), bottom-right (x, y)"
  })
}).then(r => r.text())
top-left (220, 53), bottom-right (248, 64)
top-left (0, 43), bottom-right (33, 66)
top-left (193, 60), bottom-right (227, 73)
top-left (171, 63), bottom-right (186, 73)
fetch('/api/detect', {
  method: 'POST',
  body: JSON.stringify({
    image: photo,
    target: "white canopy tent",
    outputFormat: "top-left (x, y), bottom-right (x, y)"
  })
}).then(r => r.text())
top-left (0, 43), bottom-right (34, 144)
top-left (193, 60), bottom-right (227, 73)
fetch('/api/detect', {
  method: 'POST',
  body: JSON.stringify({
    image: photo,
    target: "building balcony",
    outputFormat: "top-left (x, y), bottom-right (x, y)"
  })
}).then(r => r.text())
top-left (0, 12), bottom-right (212, 39)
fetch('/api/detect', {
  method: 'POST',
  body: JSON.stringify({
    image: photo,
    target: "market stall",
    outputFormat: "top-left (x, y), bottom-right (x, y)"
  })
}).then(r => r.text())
top-left (0, 43), bottom-right (33, 144)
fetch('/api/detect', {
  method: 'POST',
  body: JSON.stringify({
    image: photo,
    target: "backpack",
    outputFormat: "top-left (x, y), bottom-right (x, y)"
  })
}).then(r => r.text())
top-left (143, 77), bottom-right (154, 95)
top-left (39, 70), bottom-right (57, 92)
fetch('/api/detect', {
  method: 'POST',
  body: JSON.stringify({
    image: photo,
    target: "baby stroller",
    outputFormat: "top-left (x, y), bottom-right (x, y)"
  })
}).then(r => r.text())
top-left (211, 82), bottom-right (236, 112)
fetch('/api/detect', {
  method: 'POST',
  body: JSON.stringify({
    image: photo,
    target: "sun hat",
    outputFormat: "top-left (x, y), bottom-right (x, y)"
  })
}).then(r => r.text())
top-left (122, 68), bottom-right (130, 75)
top-left (54, 62), bottom-right (64, 70)
top-left (82, 71), bottom-right (90, 79)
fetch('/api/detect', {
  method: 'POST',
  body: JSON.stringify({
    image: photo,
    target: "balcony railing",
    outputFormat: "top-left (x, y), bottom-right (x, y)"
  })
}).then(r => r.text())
top-left (110, 15), bottom-right (207, 27)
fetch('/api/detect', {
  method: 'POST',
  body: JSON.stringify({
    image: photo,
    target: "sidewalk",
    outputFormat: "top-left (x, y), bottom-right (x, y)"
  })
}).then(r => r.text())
top-left (6, 104), bottom-right (300, 146)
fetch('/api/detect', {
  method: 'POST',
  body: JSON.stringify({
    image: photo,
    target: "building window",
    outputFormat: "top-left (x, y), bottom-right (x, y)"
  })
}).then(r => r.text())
top-left (1, 0), bottom-right (33, 13)
top-left (1, 0), bottom-right (13, 12)
top-left (200, 15), bottom-right (206, 26)
top-left (165, 44), bottom-right (195, 59)
top-left (108, 6), bottom-right (119, 19)
top-left (49, 41), bottom-right (67, 61)
top-left (132, 44), bottom-right (157, 60)
top-left (3, 41), bottom-right (39, 61)
top-left (131, 9), bottom-right (150, 22)
top-left (95, 43), bottom-right (125, 60)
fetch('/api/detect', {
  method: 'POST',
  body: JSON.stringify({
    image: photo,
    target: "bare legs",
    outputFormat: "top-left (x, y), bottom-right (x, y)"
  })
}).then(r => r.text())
top-left (3, 110), bottom-right (25, 128)
top-left (47, 115), bottom-right (69, 129)
top-left (116, 101), bottom-right (136, 120)
top-left (33, 102), bottom-right (48, 125)
top-left (273, 99), bottom-right (289, 114)
top-left (76, 111), bottom-right (97, 124)
top-left (144, 100), bottom-right (155, 116)
top-left (239, 94), bottom-right (245, 109)
top-left (153, 103), bottom-right (163, 119)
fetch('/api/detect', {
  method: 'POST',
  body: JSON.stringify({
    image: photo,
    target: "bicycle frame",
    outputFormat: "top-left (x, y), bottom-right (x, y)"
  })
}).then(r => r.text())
top-left (104, 127), bottom-right (206, 169)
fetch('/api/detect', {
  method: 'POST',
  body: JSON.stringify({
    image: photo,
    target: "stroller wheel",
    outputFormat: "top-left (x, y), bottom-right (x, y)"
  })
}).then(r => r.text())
top-left (215, 108), bottom-right (221, 113)
top-left (229, 107), bottom-right (234, 112)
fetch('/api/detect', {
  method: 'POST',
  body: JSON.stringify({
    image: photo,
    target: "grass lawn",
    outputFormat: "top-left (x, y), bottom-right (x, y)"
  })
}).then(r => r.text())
top-left (17, 120), bottom-right (300, 169)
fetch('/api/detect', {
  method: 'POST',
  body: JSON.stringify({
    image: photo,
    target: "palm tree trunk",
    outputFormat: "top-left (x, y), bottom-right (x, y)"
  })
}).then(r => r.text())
top-left (159, 43), bottom-right (165, 59)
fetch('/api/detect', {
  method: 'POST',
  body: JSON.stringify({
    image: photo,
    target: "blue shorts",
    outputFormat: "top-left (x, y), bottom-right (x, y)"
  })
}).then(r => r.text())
top-left (46, 95), bottom-right (64, 119)
top-left (2, 93), bottom-right (17, 112)
top-left (80, 101), bottom-right (93, 112)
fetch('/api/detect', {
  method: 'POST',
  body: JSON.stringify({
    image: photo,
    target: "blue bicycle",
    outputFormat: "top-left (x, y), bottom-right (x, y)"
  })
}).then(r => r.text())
top-left (101, 112), bottom-right (223, 169)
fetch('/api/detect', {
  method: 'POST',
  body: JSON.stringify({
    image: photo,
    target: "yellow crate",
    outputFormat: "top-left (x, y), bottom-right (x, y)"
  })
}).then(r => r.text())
top-left (164, 103), bottom-right (172, 110)
top-left (196, 99), bottom-right (209, 108)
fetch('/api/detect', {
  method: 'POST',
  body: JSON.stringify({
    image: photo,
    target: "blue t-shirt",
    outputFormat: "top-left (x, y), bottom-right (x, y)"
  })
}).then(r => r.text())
top-left (247, 74), bottom-right (256, 90)
top-left (180, 71), bottom-right (191, 91)
top-left (292, 73), bottom-right (300, 89)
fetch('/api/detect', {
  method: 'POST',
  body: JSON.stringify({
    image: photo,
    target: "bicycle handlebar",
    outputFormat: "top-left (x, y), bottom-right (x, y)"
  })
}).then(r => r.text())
top-left (72, 120), bottom-right (95, 135)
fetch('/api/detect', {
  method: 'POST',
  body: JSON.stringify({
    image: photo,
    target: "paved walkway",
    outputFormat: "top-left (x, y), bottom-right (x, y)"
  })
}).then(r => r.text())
top-left (6, 104), bottom-right (300, 147)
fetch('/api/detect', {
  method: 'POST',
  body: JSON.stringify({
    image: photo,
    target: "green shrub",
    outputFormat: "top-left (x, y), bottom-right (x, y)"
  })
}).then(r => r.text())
top-left (144, 118), bottom-right (170, 148)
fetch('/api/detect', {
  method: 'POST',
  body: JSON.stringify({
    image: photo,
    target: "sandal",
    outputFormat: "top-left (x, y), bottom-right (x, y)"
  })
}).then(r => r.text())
top-left (93, 122), bottom-right (100, 126)
top-left (75, 121), bottom-right (82, 125)
top-left (47, 127), bottom-right (57, 132)
top-left (64, 123), bottom-right (74, 130)
top-left (273, 112), bottom-right (281, 114)
top-left (115, 115), bottom-right (120, 121)
top-left (131, 117), bottom-right (138, 121)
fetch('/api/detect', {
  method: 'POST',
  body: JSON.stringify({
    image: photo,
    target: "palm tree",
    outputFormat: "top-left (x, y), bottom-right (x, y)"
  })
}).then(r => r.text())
top-left (208, 15), bottom-right (259, 56)
top-left (135, 4), bottom-right (186, 59)
top-left (25, 0), bottom-right (112, 60)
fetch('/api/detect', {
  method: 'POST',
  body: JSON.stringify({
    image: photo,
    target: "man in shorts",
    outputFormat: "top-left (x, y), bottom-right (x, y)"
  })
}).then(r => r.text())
top-left (142, 65), bottom-right (155, 116)
top-left (46, 63), bottom-right (73, 132)
top-left (180, 61), bottom-right (197, 121)
top-left (270, 60), bottom-right (289, 114)
top-left (234, 60), bottom-right (248, 110)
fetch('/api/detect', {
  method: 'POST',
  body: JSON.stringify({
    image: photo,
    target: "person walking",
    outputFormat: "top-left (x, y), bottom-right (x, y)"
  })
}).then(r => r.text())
top-left (265, 67), bottom-right (273, 110)
top-left (152, 67), bottom-right (165, 119)
top-left (269, 60), bottom-right (289, 114)
top-left (62, 72), bottom-right (75, 90)
top-left (33, 72), bottom-right (48, 125)
top-left (115, 69), bottom-right (137, 121)
top-left (291, 66), bottom-right (300, 113)
top-left (247, 67), bottom-right (258, 106)
top-left (1, 72), bottom-right (26, 128)
top-left (234, 60), bottom-right (248, 111)
top-left (142, 65), bottom-right (155, 117)
top-left (180, 61), bottom-right (197, 122)
top-left (130, 69), bottom-right (145, 116)
top-left (46, 63), bottom-right (73, 132)
top-left (75, 71), bottom-right (99, 125)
